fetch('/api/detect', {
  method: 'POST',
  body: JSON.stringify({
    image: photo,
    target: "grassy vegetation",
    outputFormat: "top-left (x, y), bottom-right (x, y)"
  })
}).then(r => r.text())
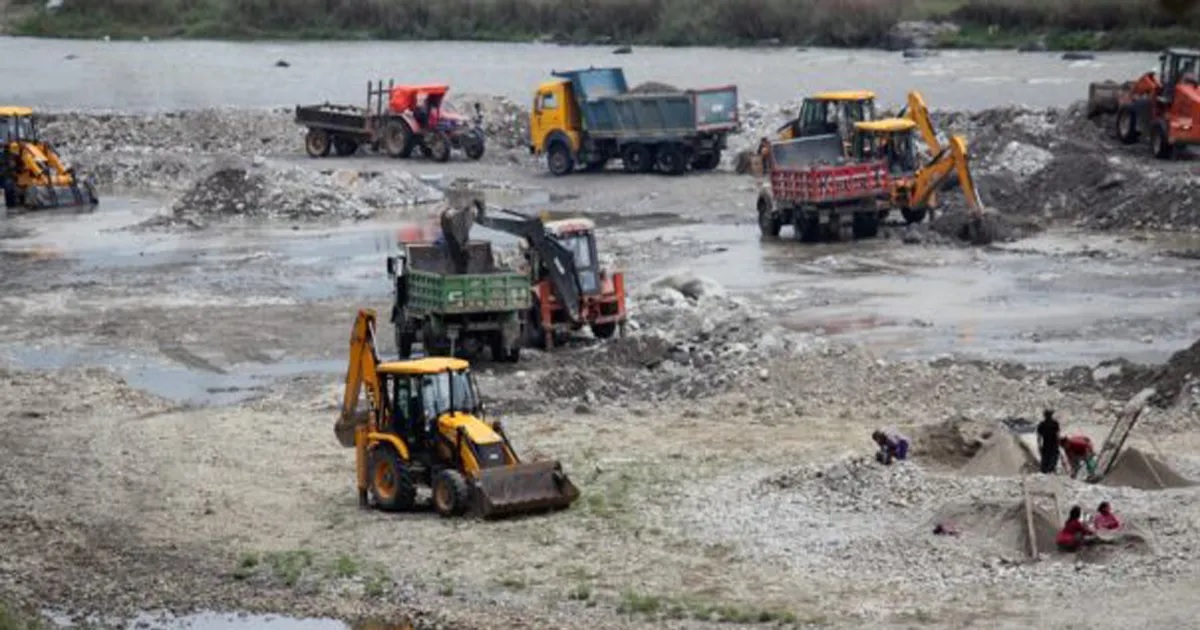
top-left (616, 589), bottom-right (800, 624)
top-left (8, 0), bottom-right (1197, 47)
top-left (0, 601), bottom-right (43, 630)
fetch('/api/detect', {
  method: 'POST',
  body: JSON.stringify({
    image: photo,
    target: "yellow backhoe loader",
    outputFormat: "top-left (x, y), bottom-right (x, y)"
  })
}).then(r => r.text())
top-left (1, 107), bottom-right (98, 211)
top-left (335, 308), bottom-right (580, 518)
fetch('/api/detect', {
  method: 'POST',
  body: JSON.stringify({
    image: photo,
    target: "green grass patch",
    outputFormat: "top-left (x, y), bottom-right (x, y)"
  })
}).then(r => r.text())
top-left (497, 575), bottom-right (527, 591)
top-left (331, 554), bottom-right (359, 578)
top-left (0, 601), bottom-right (44, 630)
top-left (264, 549), bottom-right (314, 587)
top-left (568, 583), bottom-right (593, 601)
top-left (617, 589), bottom-right (797, 625)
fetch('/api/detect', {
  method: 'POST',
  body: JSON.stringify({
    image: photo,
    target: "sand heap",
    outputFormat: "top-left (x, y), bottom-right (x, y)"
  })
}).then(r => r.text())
top-left (1101, 447), bottom-right (1196, 491)
top-left (933, 500), bottom-right (1060, 557)
top-left (958, 430), bottom-right (1038, 477)
top-left (906, 416), bottom-right (992, 468)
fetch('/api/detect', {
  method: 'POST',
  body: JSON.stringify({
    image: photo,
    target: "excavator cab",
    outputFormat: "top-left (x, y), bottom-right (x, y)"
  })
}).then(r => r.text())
top-left (780, 91), bottom-right (876, 147)
top-left (544, 218), bottom-right (601, 295)
top-left (1, 106), bottom-right (98, 210)
top-left (1160, 48), bottom-right (1200, 101)
top-left (852, 119), bottom-right (919, 176)
top-left (338, 309), bottom-right (580, 519)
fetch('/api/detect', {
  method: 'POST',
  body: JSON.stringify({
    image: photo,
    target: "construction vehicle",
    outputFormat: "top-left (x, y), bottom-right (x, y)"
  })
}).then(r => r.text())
top-left (295, 81), bottom-right (485, 162)
top-left (336, 309), bottom-right (580, 518)
top-left (386, 206), bottom-right (529, 362)
top-left (1, 107), bottom-right (98, 210)
top-left (1087, 48), bottom-right (1200, 159)
top-left (755, 133), bottom-right (892, 241)
top-left (774, 91), bottom-right (877, 151)
top-left (469, 200), bottom-right (627, 348)
top-left (529, 67), bottom-right (739, 176)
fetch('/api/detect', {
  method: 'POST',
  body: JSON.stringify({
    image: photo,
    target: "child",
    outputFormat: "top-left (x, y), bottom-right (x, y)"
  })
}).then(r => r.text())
top-left (872, 430), bottom-right (909, 466)
top-left (1093, 501), bottom-right (1121, 531)
top-left (1056, 505), bottom-right (1098, 552)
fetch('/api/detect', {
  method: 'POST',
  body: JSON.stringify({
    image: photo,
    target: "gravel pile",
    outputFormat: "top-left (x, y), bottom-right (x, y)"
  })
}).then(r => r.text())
top-left (141, 159), bottom-right (444, 228)
top-left (1054, 337), bottom-right (1200, 410)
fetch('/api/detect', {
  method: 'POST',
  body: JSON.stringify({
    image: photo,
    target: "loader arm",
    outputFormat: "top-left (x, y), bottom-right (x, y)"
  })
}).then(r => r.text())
top-left (902, 91), bottom-right (943, 155)
top-left (472, 202), bottom-right (583, 323)
top-left (911, 136), bottom-right (985, 219)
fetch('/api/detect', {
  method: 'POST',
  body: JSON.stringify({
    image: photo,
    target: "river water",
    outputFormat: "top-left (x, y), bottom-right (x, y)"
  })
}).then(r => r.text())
top-left (1, 35), bottom-right (1154, 112)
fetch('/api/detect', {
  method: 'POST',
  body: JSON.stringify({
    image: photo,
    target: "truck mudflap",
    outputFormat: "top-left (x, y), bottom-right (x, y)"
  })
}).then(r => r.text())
top-left (471, 460), bottom-right (580, 519)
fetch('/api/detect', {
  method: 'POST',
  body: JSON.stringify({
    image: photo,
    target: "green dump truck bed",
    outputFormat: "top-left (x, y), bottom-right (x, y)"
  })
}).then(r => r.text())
top-left (406, 269), bottom-right (530, 314)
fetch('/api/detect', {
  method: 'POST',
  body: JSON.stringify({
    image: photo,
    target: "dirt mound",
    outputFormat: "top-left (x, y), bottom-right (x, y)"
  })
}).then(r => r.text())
top-left (958, 430), bottom-right (1038, 477)
top-left (1101, 447), bottom-right (1196, 490)
top-left (1056, 338), bottom-right (1200, 408)
top-left (629, 81), bottom-right (681, 94)
top-left (906, 416), bottom-right (991, 467)
top-left (933, 500), bottom-right (1059, 557)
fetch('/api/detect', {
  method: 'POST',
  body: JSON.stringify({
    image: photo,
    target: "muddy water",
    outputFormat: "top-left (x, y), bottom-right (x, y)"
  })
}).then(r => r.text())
top-left (2, 36), bottom-right (1153, 111)
top-left (623, 223), bottom-right (1200, 368)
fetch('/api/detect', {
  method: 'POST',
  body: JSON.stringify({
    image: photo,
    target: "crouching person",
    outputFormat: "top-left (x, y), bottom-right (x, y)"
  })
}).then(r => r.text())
top-left (872, 430), bottom-right (909, 466)
top-left (1057, 505), bottom-right (1099, 552)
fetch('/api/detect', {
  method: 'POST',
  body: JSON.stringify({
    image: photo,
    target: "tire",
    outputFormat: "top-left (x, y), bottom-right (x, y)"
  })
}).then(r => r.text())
top-left (796, 212), bottom-right (822, 243)
top-left (852, 211), bottom-right (879, 239)
top-left (1116, 107), bottom-right (1139, 144)
top-left (591, 321), bottom-right (618, 339)
top-left (757, 197), bottom-right (782, 238)
top-left (621, 144), bottom-right (653, 173)
top-left (656, 144), bottom-right (687, 175)
top-left (305, 128), bottom-right (331, 158)
top-left (463, 130), bottom-right (486, 160)
top-left (428, 132), bottom-right (452, 162)
top-left (431, 469), bottom-right (471, 518)
top-left (369, 447), bottom-right (416, 512)
top-left (691, 150), bottom-right (721, 171)
top-left (547, 142), bottom-right (574, 176)
top-left (1151, 122), bottom-right (1174, 159)
top-left (490, 336), bottom-right (520, 362)
top-left (332, 136), bottom-right (359, 156)
top-left (525, 297), bottom-right (547, 348)
top-left (3, 180), bottom-right (17, 208)
top-left (83, 179), bottom-right (99, 205)
top-left (383, 120), bottom-right (414, 158)
top-left (901, 208), bottom-right (927, 224)
top-left (395, 326), bottom-right (414, 358)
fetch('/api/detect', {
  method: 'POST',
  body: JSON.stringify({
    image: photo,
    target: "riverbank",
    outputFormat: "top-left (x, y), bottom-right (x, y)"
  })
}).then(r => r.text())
top-left (7, 0), bottom-right (1199, 51)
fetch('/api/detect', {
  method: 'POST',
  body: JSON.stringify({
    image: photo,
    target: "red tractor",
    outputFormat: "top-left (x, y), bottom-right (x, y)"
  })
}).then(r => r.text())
top-left (295, 81), bottom-right (486, 162)
top-left (1088, 48), bottom-right (1200, 159)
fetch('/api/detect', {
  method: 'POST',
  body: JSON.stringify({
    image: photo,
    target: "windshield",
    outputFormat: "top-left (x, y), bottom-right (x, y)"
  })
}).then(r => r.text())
top-left (560, 233), bottom-right (593, 268)
top-left (1, 116), bottom-right (35, 142)
top-left (420, 370), bottom-right (478, 419)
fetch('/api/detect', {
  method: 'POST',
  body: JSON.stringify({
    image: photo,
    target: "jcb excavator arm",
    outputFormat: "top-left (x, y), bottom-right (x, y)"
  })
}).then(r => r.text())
top-left (15, 142), bottom-right (74, 187)
top-left (470, 201), bottom-right (584, 323)
top-left (900, 91), bottom-right (942, 156)
top-left (911, 136), bottom-right (985, 219)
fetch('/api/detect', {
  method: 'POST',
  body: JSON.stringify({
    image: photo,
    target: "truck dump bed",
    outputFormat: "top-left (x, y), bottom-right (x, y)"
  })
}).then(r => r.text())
top-left (403, 243), bottom-right (530, 315)
top-left (766, 135), bottom-right (891, 205)
top-left (294, 103), bottom-right (370, 134)
top-left (553, 68), bottom-right (738, 139)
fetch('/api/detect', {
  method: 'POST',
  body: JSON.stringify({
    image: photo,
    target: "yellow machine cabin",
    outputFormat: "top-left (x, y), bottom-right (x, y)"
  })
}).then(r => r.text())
top-left (337, 309), bottom-right (579, 518)
top-left (776, 91), bottom-right (877, 146)
top-left (1, 106), bottom-right (98, 210)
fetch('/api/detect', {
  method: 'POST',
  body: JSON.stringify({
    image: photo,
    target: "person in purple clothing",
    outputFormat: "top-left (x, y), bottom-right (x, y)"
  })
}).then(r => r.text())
top-left (872, 430), bottom-right (909, 465)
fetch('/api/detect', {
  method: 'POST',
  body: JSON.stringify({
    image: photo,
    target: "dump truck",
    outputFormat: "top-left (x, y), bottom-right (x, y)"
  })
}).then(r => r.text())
top-left (529, 67), bottom-right (739, 176)
top-left (1088, 48), bottom-right (1200, 159)
top-left (295, 81), bottom-right (485, 162)
top-left (386, 223), bottom-right (529, 362)
top-left (1, 107), bottom-right (98, 211)
top-left (336, 309), bottom-right (580, 518)
top-left (756, 133), bottom-right (892, 241)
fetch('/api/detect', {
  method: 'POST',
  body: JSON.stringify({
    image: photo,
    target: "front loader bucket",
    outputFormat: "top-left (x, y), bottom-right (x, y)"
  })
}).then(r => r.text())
top-left (24, 180), bottom-right (98, 211)
top-left (472, 460), bottom-right (580, 519)
top-left (1087, 81), bottom-right (1123, 118)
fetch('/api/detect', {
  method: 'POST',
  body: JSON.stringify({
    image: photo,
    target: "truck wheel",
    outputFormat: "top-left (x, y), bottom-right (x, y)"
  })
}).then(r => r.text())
top-left (621, 144), bottom-right (653, 173)
top-left (431, 469), bottom-right (470, 517)
top-left (429, 132), bottom-right (452, 162)
top-left (796, 212), bottom-right (822, 243)
top-left (464, 130), bottom-right (486, 160)
top-left (691, 150), bottom-right (721, 171)
top-left (305, 128), bottom-right (331, 158)
top-left (901, 208), bottom-right (927, 224)
top-left (547, 142), bottom-right (574, 176)
top-left (525, 298), bottom-right (548, 348)
top-left (1116, 107), bottom-right (1139, 144)
top-left (757, 197), bottom-right (782, 238)
top-left (852, 211), bottom-right (879, 239)
top-left (1151, 122), bottom-right (1174, 159)
top-left (591, 322), bottom-right (618, 339)
top-left (656, 144), bottom-right (687, 175)
top-left (369, 447), bottom-right (416, 512)
top-left (383, 120), bottom-right (414, 158)
top-left (3, 180), bottom-right (16, 208)
top-left (395, 326), bottom-right (414, 358)
top-left (332, 136), bottom-right (359, 156)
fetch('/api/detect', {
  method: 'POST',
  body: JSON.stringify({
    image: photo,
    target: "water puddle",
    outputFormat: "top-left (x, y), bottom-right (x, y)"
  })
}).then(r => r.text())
top-left (45, 610), bottom-right (413, 630)
top-left (0, 343), bottom-right (342, 406)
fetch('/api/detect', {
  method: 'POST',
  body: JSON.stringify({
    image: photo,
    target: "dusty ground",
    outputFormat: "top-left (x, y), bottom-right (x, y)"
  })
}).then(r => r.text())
top-left (1, 96), bottom-right (1199, 630)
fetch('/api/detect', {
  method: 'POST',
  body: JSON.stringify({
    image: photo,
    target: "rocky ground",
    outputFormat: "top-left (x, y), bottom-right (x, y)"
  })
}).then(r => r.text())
top-left (1, 93), bottom-right (1199, 629)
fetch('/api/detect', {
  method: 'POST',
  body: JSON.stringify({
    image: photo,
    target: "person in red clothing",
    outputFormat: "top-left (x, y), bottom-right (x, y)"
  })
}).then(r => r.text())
top-left (1059, 434), bottom-right (1097, 479)
top-left (1057, 505), bottom-right (1098, 552)
top-left (1093, 501), bottom-right (1122, 531)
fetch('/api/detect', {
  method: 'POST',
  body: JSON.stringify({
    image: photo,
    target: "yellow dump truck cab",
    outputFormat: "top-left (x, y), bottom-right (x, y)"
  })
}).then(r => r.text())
top-left (530, 80), bottom-right (584, 166)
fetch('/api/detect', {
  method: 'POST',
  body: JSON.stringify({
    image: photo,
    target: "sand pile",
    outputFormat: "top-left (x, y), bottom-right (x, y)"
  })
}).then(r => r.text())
top-left (958, 430), bottom-right (1038, 478)
top-left (1101, 447), bottom-right (1196, 491)
top-left (906, 416), bottom-right (991, 468)
top-left (933, 500), bottom-right (1060, 557)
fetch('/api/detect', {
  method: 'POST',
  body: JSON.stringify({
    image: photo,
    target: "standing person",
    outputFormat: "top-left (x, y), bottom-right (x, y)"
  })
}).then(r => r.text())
top-left (1093, 501), bottom-right (1122, 531)
top-left (871, 430), bottom-right (909, 466)
top-left (1060, 434), bottom-right (1097, 479)
top-left (1056, 505), bottom-right (1098, 552)
top-left (1036, 409), bottom-right (1061, 474)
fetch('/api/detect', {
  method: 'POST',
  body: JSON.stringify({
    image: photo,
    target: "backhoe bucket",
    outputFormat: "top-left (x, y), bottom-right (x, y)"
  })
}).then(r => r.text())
top-left (1087, 81), bottom-right (1123, 118)
top-left (471, 460), bottom-right (580, 519)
